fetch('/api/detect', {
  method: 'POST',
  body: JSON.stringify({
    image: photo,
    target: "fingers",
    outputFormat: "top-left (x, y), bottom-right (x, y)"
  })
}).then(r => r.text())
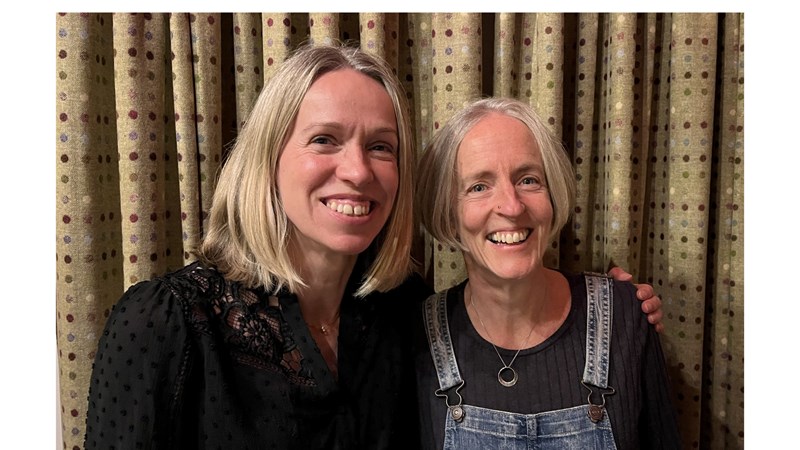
top-left (635, 283), bottom-right (655, 302)
top-left (646, 304), bottom-right (663, 323)
top-left (607, 269), bottom-right (666, 333)
top-left (607, 266), bottom-right (633, 282)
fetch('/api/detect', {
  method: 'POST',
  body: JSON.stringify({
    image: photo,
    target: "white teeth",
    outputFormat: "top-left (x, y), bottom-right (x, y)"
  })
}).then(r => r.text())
top-left (489, 230), bottom-right (530, 244)
top-left (326, 200), bottom-right (370, 216)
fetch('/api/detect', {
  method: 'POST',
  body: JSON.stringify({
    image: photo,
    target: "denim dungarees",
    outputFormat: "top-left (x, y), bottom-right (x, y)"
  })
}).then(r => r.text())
top-left (423, 274), bottom-right (618, 449)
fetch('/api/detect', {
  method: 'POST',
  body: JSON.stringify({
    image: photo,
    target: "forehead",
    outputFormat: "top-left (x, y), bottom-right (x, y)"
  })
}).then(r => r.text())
top-left (298, 68), bottom-right (397, 123)
top-left (457, 113), bottom-right (541, 172)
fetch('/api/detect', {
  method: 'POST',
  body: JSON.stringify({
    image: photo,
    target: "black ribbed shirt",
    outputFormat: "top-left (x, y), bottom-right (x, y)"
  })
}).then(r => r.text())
top-left (413, 272), bottom-right (681, 449)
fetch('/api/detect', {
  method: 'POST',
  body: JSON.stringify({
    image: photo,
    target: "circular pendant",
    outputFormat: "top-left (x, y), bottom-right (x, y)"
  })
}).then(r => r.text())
top-left (498, 366), bottom-right (518, 387)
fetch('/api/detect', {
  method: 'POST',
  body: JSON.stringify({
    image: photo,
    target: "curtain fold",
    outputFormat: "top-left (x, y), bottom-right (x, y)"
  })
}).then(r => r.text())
top-left (170, 13), bottom-right (205, 257)
top-left (706, 12), bottom-right (745, 448)
top-left (55, 12), bottom-right (744, 449)
top-left (56, 13), bottom-right (122, 444)
top-left (562, 12), bottom-right (600, 274)
top-left (429, 12), bottom-right (482, 292)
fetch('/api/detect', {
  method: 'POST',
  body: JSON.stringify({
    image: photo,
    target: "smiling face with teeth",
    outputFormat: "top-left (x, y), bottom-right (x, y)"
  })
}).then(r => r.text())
top-left (276, 68), bottom-right (399, 261)
top-left (456, 112), bottom-right (553, 282)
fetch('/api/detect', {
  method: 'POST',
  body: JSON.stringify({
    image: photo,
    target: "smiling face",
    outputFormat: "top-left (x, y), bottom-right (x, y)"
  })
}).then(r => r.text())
top-left (276, 68), bottom-right (399, 261)
top-left (456, 112), bottom-right (553, 282)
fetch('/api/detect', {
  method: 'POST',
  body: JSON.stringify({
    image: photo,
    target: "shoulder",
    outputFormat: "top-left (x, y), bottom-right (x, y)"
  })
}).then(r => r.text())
top-left (105, 262), bottom-right (231, 335)
top-left (155, 261), bottom-right (228, 303)
top-left (368, 272), bottom-right (434, 322)
top-left (564, 271), bottom-right (647, 327)
top-left (386, 272), bottom-right (434, 302)
top-left (418, 282), bottom-right (465, 324)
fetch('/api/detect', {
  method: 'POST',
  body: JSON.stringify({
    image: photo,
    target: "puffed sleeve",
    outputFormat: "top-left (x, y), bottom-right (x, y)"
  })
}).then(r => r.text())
top-left (84, 279), bottom-right (191, 449)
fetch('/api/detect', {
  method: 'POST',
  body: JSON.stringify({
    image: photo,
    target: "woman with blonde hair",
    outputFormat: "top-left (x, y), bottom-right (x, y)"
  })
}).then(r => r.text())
top-left (85, 43), bottom-right (423, 450)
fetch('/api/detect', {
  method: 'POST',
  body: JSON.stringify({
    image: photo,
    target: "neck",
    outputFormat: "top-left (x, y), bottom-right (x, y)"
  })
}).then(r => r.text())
top-left (288, 241), bottom-right (358, 325)
top-left (465, 267), bottom-right (567, 349)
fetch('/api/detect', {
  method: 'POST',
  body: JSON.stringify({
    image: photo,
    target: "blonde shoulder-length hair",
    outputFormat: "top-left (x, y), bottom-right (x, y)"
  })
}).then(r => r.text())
top-left (415, 97), bottom-right (575, 250)
top-left (198, 43), bottom-right (416, 297)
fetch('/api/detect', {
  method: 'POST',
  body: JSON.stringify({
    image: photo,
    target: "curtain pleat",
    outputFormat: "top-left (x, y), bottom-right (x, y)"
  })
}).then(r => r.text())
top-left (232, 13), bottom-right (263, 131)
top-left (651, 13), bottom-right (720, 449)
top-left (112, 13), bottom-right (172, 286)
top-left (429, 13), bottom-right (482, 292)
top-left (705, 12), bottom-right (745, 449)
top-left (601, 13), bottom-right (640, 274)
top-left (529, 13), bottom-right (565, 268)
top-left (186, 13), bottom-right (223, 239)
top-left (261, 13), bottom-right (294, 84)
top-left (493, 13), bottom-right (518, 98)
top-left (562, 13), bottom-right (599, 273)
top-left (170, 13), bottom-right (204, 261)
top-left (408, 13), bottom-right (434, 156)
top-left (56, 13), bottom-right (122, 445)
top-left (309, 13), bottom-right (339, 46)
top-left (55, 12), bottom-right (744, 450)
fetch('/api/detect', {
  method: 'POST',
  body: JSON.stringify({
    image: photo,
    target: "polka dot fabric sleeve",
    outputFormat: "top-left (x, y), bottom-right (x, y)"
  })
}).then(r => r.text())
top-left (84, 280), bottom-right (190, 449)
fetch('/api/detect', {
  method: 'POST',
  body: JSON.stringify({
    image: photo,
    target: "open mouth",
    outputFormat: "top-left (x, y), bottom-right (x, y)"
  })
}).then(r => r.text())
top-left (487, 229), bottom-right (531, 245)
top-left (325, 200), bottom-right (372, 217)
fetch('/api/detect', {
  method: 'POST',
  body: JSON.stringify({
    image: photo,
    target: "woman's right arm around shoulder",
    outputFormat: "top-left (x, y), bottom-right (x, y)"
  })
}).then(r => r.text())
top-left (84, 279), bottom-right (192, 449)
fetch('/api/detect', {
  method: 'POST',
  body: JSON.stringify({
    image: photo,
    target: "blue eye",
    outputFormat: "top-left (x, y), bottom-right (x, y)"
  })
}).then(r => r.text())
top-left (521, 177), bottom-right (541, 186)
top-left (469, 184), bottom-right (487, 193)
top-left (311, 136), bottom-right (332, 145)
top-left (369, 143), bottom-right (394, 153)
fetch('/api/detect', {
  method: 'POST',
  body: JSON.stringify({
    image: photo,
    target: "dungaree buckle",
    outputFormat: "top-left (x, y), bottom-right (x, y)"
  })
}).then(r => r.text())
top-left (450, 405), bottom-right (464, 422)
top-left (582, 381), bottom-right (616, 423)
top-left (435, 381), bottom-right (466, 423)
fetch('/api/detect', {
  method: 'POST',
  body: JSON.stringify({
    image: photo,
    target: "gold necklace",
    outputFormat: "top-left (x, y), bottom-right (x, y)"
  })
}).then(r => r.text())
top-left (319, 319), bottom-right (338, 335)
top-left (310, 311), bottom-right (341, 336)
top-left (469, 285), bottom-right (546, 388)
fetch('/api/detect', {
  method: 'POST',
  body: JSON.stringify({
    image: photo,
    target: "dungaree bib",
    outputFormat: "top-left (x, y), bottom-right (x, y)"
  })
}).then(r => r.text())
top-left (423, 274), bottom-right (618, 449)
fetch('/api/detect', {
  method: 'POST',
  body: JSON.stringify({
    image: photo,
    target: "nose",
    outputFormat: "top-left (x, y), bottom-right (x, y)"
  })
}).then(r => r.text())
top-left (336, 144), bottom-right (374, 186)
top-left (495, 182), bottom-right (525, 216)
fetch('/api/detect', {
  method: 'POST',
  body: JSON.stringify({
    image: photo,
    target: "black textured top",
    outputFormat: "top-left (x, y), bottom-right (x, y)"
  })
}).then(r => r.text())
top-left (413, 272), bottom-right (681, 449)
top-left (84, 260), bottom-right (430, 450)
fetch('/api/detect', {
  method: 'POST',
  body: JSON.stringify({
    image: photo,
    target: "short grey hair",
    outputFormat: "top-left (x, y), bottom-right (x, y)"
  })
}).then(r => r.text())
top-left (415, 97), bottom-right (575, 250)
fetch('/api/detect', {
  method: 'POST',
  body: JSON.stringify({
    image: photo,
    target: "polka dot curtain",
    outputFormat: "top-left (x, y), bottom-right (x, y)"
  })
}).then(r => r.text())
top-left (55, 12), bottom-right (743, 450)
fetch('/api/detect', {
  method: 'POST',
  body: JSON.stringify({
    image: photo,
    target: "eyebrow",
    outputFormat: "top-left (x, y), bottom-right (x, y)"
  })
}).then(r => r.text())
top-left (301, 122), bottom-right (398, 136)
top-left (460, 163), bottom-right (544, 183)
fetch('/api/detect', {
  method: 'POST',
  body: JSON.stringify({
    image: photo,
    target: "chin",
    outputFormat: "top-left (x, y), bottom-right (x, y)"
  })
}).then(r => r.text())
top-left (485, 259), bottom-right (542, 281)
top-left (329, 236), bottom-right (380, 256)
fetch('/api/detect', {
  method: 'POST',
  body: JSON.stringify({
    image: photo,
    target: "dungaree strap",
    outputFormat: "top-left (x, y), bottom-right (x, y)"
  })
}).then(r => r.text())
top-left (582, 274), bottom-right (613, 388)
top-left (581, 274), bottom-right (615, 423)
top-left (423, 290), bottom-right (467, 422)
top-left (423, 290), bottom-right (464, 391)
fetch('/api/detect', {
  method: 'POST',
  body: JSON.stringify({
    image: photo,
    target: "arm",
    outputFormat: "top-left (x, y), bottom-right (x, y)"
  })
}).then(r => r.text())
top-left (607, 266), bottom-right (664, 333)
top-left (84, 280), bottom-right (190, 449)
top-left (639, 322), bottom-right (682, 448)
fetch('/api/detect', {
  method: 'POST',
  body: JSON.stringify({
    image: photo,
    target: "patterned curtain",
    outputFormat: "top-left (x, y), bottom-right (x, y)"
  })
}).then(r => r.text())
top-left (56, 12), bottom-right (744, 449)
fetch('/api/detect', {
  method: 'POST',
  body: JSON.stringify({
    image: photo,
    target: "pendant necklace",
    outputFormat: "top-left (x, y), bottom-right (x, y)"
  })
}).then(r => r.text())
top-left (469, 285), bottom-right (546, 388)
top-left (313, 311), bottom-right (341, 336)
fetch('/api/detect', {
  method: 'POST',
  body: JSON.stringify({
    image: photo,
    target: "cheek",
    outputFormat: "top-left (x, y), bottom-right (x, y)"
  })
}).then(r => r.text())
top-left (457, 202), bottom-right (484, 242)
top-left (377, 163), bottom-right (400, 198)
